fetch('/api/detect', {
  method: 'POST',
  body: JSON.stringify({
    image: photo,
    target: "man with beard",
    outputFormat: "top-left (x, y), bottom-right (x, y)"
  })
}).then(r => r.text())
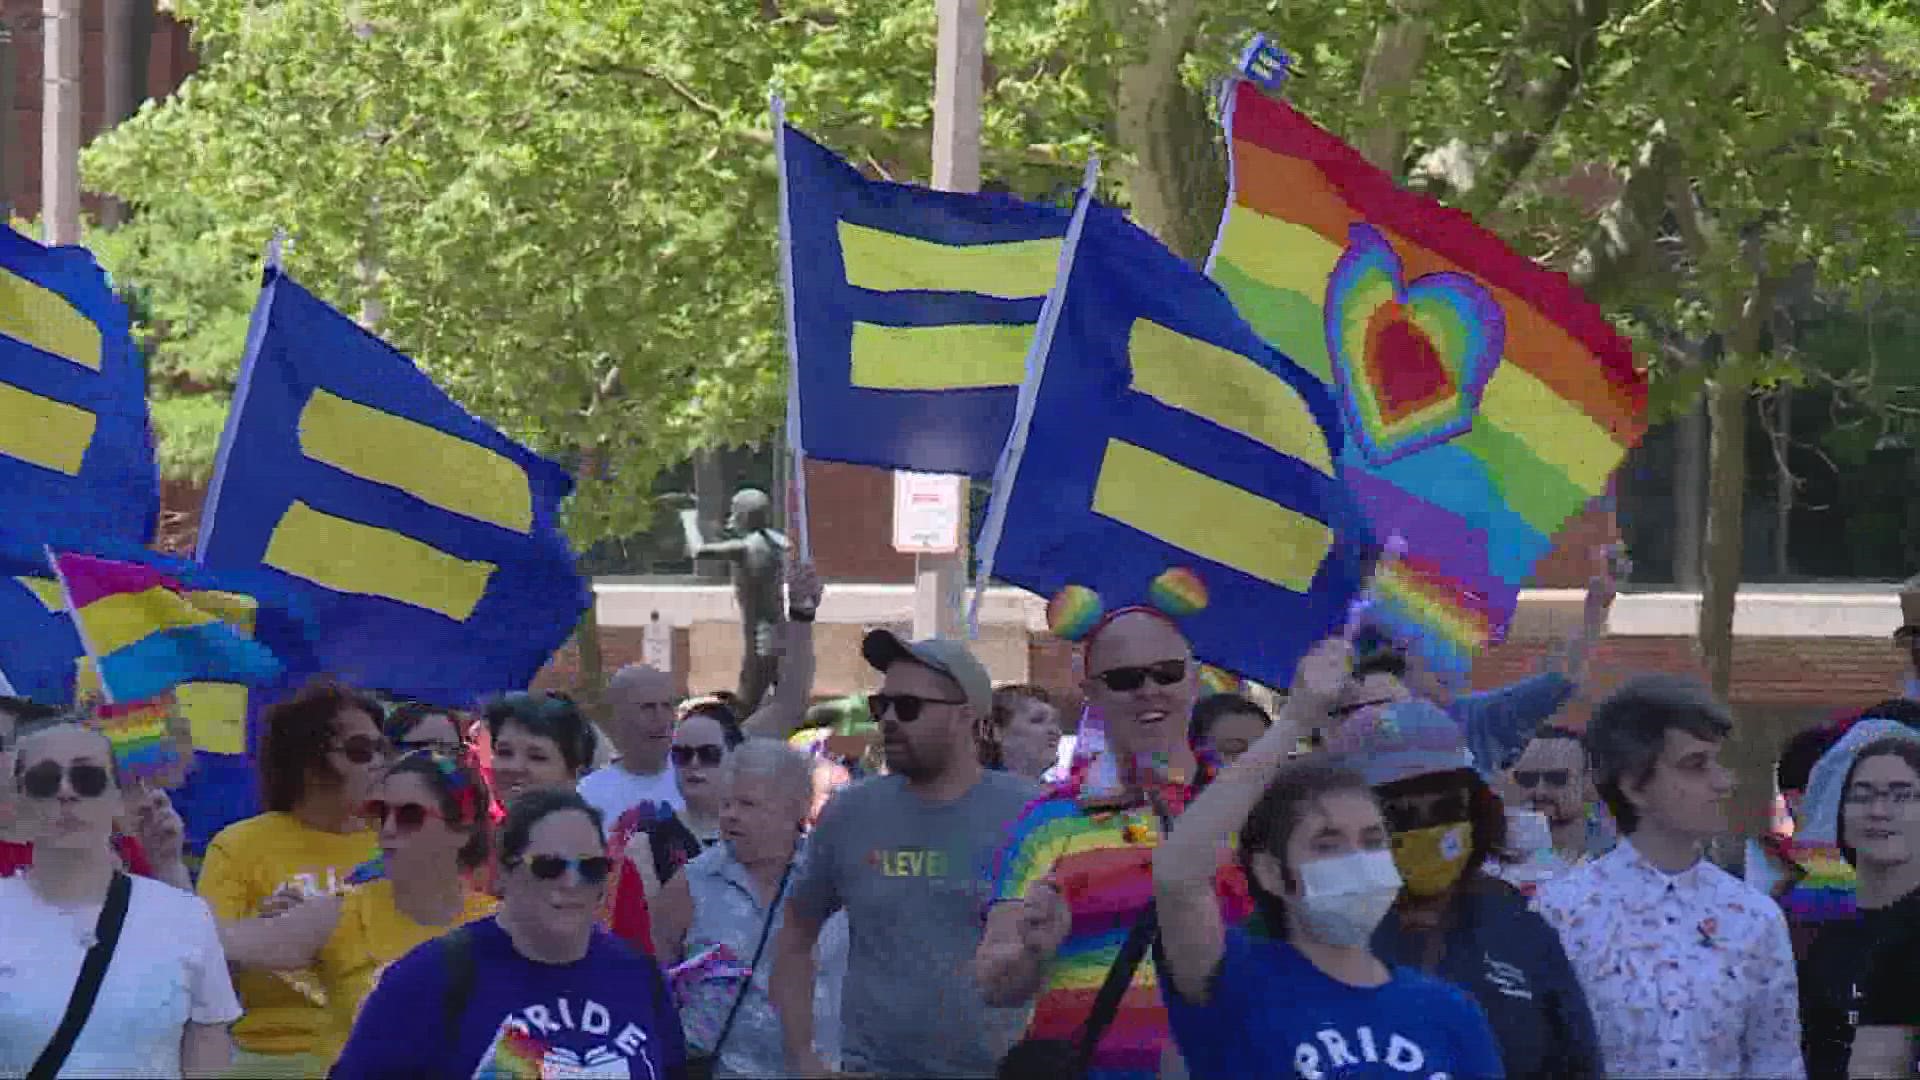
top-left (770, 631), bottom-right (1038, 1077)
top-left (1506, 724), bottom-right (1613, 873)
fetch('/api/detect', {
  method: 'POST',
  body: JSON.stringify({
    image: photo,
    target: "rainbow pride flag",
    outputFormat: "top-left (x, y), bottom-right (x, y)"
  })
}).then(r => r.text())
top-left (91, 695), bottom-right (189, 788)
top-left (51, 552), bottom-right (283, 704)
top-left (1209, 79), bottom-right (1648, 673)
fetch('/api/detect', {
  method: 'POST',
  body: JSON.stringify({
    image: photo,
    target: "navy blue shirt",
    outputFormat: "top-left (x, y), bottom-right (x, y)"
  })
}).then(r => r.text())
top-left (331, 916), bottom-right (684, 1080)
top-left (1164, 928), bottom-right (1504, 1079)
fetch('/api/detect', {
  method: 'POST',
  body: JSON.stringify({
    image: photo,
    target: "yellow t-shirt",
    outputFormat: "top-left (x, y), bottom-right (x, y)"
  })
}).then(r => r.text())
top-left (197, 812), bottom-right (378, 1056)
top-left (313, 879), bottom-right (498, 1066)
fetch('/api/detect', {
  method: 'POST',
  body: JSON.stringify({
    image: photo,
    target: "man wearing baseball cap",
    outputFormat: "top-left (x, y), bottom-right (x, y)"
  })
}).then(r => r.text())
top-left (771, 630), bottom-right (1040, 1077)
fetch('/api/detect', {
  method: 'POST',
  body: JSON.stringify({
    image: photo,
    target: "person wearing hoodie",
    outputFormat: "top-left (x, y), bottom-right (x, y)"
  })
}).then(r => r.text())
top-left (1791, 719), bottom-right (1920, 1078)
top-left (1328, 698), bottom-right (1603, 1079)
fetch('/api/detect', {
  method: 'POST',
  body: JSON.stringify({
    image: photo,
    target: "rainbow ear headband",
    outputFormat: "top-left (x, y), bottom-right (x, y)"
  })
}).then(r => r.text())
top-left (1046, 567), bottom-right (1247, 694)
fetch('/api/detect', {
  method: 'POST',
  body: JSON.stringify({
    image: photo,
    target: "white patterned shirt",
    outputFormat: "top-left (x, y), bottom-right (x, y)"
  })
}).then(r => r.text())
top-left (1533, 839), bottom-right (1805, 1079)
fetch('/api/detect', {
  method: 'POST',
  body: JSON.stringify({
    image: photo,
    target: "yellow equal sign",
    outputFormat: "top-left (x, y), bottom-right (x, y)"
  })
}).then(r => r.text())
top-left (839, 221), bottom-right (1059, 392)
top-left (1125, 318), bottom-right (1335, 477)
top-left (263, 501), bottom-right (495, 622)
top-left (0, 267), bottom-right (103, 371)
top-left (0, 380), bottom-right (96, 476)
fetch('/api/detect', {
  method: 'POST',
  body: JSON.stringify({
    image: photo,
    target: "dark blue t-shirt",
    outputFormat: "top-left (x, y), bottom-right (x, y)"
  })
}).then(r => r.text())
top-left (1163, 928), bottom-right (1504, 1079)
top-left (331, 916), bottom-right (685, 1080)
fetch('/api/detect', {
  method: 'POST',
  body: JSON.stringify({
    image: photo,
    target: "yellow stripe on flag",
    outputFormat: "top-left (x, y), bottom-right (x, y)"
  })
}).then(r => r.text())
top-left (263, 501), bottom-right (494, 621)
top-left (297, 388), bottom-right (534, 534)
top-left (0, 381), bottom-right (95, 475)
top-left (1091, 439), bottom-right (1331, 592)
top-left (1126, 318), bottom-right (1335, 477)
top-left (78, 588), bottom-right (216, 656)
top-left (0, 268), bottom-right (102, 371)
top-left (1478, 364), bottom-right (1620, 493)
top-left (177, 681), bottom-right (249, 754)
top-left (15, 576), bottom-right (63, 609)
top-left (838, 222), bottom-right (1061, 300)
top-left (1214, 210), bottom-right (1344, 305)
top-left (848, 322), bottom-right (1032, 390)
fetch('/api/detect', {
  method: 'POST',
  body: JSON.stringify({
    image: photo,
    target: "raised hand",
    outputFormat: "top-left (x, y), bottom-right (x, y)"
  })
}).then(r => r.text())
top-left (1291, 637), bottom-right (1354, 705)
top-left (788, 559), bottom-right (823, 614)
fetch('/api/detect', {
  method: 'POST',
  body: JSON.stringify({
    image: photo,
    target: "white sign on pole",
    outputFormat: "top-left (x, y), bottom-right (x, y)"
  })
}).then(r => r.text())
top-left (892, 471), bottom-right (963, 554)
top-left (642, 611), bottom-right (673, 673)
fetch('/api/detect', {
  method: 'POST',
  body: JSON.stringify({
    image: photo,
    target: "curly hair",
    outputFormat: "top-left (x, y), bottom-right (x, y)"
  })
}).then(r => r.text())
top-left (259, 678), bottom-right (385, 812)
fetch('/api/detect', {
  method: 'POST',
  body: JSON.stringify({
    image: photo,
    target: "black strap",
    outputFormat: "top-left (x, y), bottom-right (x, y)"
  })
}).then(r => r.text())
top-left (29, 872), bottom-right (133, 1080)
top-left (441, 927), bottom-right (478, 1041)
top-left (1071, 899), bottom-right (1158, 1073)
top-left (707, 859), bottom-right (795, 1060)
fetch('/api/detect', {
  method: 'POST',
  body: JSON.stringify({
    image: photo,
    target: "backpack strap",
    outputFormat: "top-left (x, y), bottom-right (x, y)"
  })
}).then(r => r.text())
top-left (441, 927), bottom-right (477, 1041)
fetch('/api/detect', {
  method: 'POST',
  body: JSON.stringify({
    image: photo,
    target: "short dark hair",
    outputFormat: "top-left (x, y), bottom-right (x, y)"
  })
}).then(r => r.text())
top-left (1239, 758), bottom-right (1377, 937)
top-left (483, 693), bottom-right (599, 775)
top-left (1855, 699), bottom-right (1920, 728)
top-left (384, 750), bottom-right (492, 870)
top-left (1838, 737), bottom-right (1920, 863)
top-left (1777, 722), bottom-right (1852, 797)
top-left (1190, 692), bottom-right (1272, 743)
top-left (1586, 674), bottom-right (1733, 835)
top-left (1377, 766), bottom-right (1512, 871)
top-left (0, 697), bottom-right (63, 749)
top-left (1351, 649), bottom-right (1409, 682)
top-left (259, 678), bottom-right (385, 813)
top-left (679, 699), bottom-right (745, 749)
top-left (498, 787), bottom-right (604, 866)
top-left (385, 702), bottom-right (469, 746)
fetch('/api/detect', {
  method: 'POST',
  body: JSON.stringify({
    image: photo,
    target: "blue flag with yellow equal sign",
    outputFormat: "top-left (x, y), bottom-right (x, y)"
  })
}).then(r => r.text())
top-left (977, 207), bottom-right (1369, 686)
top-left (0, 226), bottom-right (157, 543)
top-left (197, 269), bottom-right (589, 705)
top-left (779, 122), bottom-right (1075, 478)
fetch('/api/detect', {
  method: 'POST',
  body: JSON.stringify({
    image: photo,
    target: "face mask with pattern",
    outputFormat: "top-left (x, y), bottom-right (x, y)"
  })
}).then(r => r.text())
top-left (1391, 822), bottom-right (1474, 898)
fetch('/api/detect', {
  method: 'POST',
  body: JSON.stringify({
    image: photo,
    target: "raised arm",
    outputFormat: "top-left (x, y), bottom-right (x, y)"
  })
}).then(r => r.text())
top-left (742, 561), bottom-right (821, 740)
top-left (681, 510), bottom-right (751, 562)
top-left (1153, 639), bottom-right (1343, 1003)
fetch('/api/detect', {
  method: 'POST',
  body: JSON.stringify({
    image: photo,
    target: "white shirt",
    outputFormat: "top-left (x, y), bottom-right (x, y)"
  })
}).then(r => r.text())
top-left (578, 760), bottom-right (683, 825)
top-left (1534, 839), bottom-right (1805, 1079)
top-left (0, 873), bottom-right (241, 1077)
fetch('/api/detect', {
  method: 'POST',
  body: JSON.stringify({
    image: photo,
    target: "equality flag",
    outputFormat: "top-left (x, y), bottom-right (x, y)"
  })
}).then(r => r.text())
top-left (779, 119), bottom-right (1082, 478)
top-left (197, 268), bottom-right (588, 705)
top-left (1208, 78), bottom-right (1649, 675)
top-left (49, 551), bottom-right (284, 704)
top-left (0, 574), bottom-right (82, 703)
top-left (977, 204), bottom-right (1367, 687)
top-left (0, 226), bottom-right (158, 544)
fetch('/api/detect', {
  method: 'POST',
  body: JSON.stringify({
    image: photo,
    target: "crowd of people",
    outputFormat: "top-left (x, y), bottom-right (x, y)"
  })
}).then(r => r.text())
top-left (7, 561), bottom-right (1920, 1078)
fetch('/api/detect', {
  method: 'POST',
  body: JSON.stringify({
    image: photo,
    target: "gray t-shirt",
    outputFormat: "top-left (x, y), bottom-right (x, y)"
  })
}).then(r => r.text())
top-left (787, 770), bottom-right (1040, 1077)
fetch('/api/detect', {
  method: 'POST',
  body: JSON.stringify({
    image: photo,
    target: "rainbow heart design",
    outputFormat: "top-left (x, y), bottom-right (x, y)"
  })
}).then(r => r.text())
top-left (1324, 223), bottom-right (1505, 465)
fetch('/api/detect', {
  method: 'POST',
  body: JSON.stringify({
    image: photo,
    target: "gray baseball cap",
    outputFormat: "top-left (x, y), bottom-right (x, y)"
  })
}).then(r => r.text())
top-left (861, 629), bottom-right (993, 717)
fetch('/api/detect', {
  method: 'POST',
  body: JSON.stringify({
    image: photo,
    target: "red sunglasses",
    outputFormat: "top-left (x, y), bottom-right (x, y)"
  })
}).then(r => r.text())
top-left (361, 799), bottom-right (446, 832)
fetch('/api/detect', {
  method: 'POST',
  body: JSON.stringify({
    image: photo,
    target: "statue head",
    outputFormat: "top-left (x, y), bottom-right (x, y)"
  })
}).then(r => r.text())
top-left (728, 489), bottom-right (772, 533)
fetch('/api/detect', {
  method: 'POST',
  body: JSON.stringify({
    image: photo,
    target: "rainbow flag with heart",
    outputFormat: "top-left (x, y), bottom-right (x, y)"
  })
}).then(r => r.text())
top-left (1208, 78), bottom-right (1648, 674)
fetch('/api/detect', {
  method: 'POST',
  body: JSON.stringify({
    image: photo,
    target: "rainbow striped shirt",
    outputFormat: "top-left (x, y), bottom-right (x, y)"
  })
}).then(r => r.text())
top-left (991, 782), bottom-right (1251, 1080)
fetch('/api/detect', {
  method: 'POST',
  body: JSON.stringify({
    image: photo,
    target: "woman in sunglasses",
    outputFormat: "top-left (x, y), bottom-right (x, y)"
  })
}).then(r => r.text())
top-left (198, 678), bottom-right (390, 1077)
top-left (0, 719), bottom-right (241, 1078)
top-left (615, 702), bottom-right (745, 908)
top-left (332, 788), bottom-right (687, 1079)
top-left (1327, 698), bottom-right (1602, 1079)
top-left (385, 703), bottom-right (470, 756)
top-left (310, 749), bottom-right (499, 1067)
top-left (652, 739), bottom-right (849, 1075)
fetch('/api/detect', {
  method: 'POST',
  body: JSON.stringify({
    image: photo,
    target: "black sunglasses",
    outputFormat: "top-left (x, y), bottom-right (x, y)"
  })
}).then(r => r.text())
top-left (20, 761), bottom-right (112, 800)
top-left (333, 734), bottom-right (392, 765)
top-left (509, 854), bottom-right (613, 884)
top-left (671, 744), bottom-right (726, 768)
top-left (1514, 769), bottom-right (1573, 790)
top-left (1094, 659), bottom-right (1187, 693)
top-left (869, 693), bottom-right (966, 724)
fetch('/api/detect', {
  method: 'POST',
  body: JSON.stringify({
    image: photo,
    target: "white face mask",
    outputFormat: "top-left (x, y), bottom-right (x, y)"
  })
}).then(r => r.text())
top-left (1293, 848), bottom-right (1403, 948)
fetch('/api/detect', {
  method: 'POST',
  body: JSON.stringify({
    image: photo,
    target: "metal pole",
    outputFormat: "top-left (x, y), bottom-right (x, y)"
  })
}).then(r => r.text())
top-left (913, 0), bottom-right (983, 641)
top-left (42, 0), bottom-right (81, 246)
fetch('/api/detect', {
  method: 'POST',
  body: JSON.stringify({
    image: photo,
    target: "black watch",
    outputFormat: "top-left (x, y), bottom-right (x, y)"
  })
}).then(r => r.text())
top-left (788, 607), bottom-right (817, 623)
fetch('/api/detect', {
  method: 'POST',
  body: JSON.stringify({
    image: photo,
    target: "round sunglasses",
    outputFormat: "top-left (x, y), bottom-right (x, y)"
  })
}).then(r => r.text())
top-left (506, 853), bottom-right (613, 885)
top-left (19, 761), bottom-right (112, 800)
top-left (361, 799), bottom-right (446, 832)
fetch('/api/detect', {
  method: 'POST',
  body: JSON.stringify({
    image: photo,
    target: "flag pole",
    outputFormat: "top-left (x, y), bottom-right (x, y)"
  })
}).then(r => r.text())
top-left (45, 548), bottom-right (114, 706)
top-left (771, 94), bottom-right (811, 564)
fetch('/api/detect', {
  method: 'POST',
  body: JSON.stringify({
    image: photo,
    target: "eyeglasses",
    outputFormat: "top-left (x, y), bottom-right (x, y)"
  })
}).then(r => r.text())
top-left (1513, 769), bottom-right (1573, 790)
top-left (362, 799), bottom-right (446, 832)
top-left (19, 761), bottom-right (112, 800)
top-left (1093, 660), bottom-right (1187, 693)
top-left (333, 734), bottom-right (392, 765)
top-left (671, 744), bottom-right (726, 768)
top-left (1844, 783), bottom-right (1920, 808)
top-left (868, 693), bottom-right (966, 724)
top-left (508, 854), bottom-right (613, 884)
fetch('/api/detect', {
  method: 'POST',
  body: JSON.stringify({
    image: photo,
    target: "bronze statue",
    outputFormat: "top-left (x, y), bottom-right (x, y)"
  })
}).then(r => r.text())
top-left (682, 488), bottom-right (790, 714)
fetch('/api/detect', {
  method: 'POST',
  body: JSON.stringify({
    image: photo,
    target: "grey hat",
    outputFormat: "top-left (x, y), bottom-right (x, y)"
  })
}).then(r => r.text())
top-left (861, 629), bottom-right (993, 717)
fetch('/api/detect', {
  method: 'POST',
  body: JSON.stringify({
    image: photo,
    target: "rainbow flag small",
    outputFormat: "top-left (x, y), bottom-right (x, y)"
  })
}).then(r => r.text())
top-left (1780, 841), bottom-right (1858, 926)
top-left (92, 695), bottom-right (189, 788)
top-left (473, 1024), bottom-right (552, 1079)
top-left (50, 551), bottom-right (282, 704)
top-left (1209, 79), bottom-right (1648, 674)
top-left (344, 853), bottom-right (387, 886)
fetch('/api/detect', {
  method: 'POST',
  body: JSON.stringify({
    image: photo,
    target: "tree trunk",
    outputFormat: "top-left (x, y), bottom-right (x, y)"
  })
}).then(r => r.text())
top-left (572, 607), bottom-right (608, 725)
top-left (1111, 0), bottom-right (1220, 262)
top-left (100, 0), bottom-right (133, 227)
top-left (1772, 387), bottom-right (1791, 578)
top-left (1698, 375), bottom-right (1748, 699)
top-left (1673, 402), bottom-right (1706, 590)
